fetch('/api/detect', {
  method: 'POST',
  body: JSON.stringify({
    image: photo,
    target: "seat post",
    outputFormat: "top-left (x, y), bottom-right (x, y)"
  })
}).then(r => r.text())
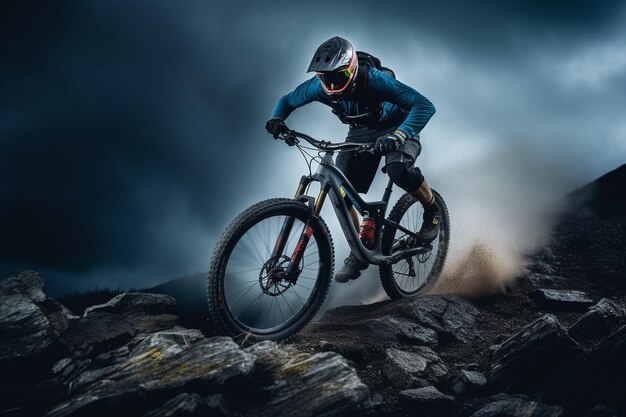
top-left (382, 178), bottom-right (394, 203)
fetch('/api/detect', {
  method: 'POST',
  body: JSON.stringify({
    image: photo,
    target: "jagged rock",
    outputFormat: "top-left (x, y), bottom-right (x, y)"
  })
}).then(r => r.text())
top-left (383, 347), bottom-right (448, 389)
top-left (0, 294), bottom-right (55, 359)
top-left (396, 324), bottom-right (439, 348)
top-left (470, 393), bottom-right (564, 417)
top-left (399, 386), bottom-right (456, 414)
top-left (585, 405), bottom-right (619, 417)
top-left (245, 340), bottom-right (296, 374)
top-left (62, 292), bottom-right (178, 356)
top-left (452, 370), bottom-right (487, 395)
top-left (83, 292), bottom-right (176, 317)
top-left (45, 337), bottom-right (256, 417)
top-left (143, 393), bottom-right (229, 417)
top-left (259, 351), bottom-right (373, 417)
top-left (0, 272), bottom-right (73, 359)
top-left (547, 325), bottom-right (626, 412)
top-left (491, 314), bottom-right (580, 387)
top-left (569, 298), bottom-right (625, 343)
top-left (129, 327), bottom-right (204, 357)
top-left (366, 316), bottom-right (439, 348)
top-left (531, 289), bottom-right (594, 309)
top-left (0, 270), bottom-right (47, 302)
top-left (400, 296), bottom-right (478, 342)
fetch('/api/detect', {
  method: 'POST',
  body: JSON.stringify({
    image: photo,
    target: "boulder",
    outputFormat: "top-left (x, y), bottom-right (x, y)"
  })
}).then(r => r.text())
top-left (0, 272), bottom-right (73, 360)
top-left (0, 270), bottom-right (47, 302)
top-left (569, 298), bottom-right (625, 343)
top-left (490, 314), bottom-right (580, 388)
top-left (0, 294), bottom-right (55, 359)
top-left (470, 393), bottom-right (563, 417)
top-left (129, 327), bottom-right (205, 357)
top-left (399, 386), bottom-right (456, 414)
top-left (367, 316), bottom-right (439, 348)
top-left (259, 351), bottom-right (373, 417)
top-left (45, 337), bottom-right (256, 417)
top-left (400, 296), bottom-right (479, 343)
top-left (383, 347), bottom-right (448, 389)
top-left (245, 340), bottom-right (296, 374)
top-left (142, 393), bottom-right (229, 417)
top-left (452, 370), bottom-right (487, 395)
top-left (531, 289), bottom-right (594, 310)
top-left (62, 292), bottom-right (178, 356)
top-left (396, 324), bottom-right (439, 348)
top-left (83, 292), bottom-right (176, 317)
top-left (547, 325), bottom-right (626, 413)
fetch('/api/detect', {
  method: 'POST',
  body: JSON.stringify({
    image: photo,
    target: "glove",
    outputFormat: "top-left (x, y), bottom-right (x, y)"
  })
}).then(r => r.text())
top-left (265, 117), bottom-right (289, 139)
top-left (374, 130), bottom-right (406, 155)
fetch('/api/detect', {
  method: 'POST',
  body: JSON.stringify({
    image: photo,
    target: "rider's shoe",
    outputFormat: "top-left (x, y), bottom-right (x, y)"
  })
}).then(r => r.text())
top-left (416, 202), bottom-right (442, 243)
top-left (335, 252), bottom-right (368, 282)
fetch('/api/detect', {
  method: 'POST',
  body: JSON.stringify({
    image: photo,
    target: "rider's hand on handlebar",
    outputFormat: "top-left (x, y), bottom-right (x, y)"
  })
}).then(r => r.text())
top-left (265, 117), bottom-right (289, 139)
top-left (374, 130), bottom-right (406, 155)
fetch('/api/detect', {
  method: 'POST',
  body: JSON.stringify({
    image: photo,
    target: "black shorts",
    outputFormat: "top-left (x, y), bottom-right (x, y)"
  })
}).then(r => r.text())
top-left (336, 126), bottom-right (422, 193)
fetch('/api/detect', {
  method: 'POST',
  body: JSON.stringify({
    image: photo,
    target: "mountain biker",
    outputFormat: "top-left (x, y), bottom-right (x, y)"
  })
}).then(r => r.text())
top-left (266, 36), bottom-right (439, 283)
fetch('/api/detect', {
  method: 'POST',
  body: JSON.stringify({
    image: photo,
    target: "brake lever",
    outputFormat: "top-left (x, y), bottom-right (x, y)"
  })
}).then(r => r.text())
top-left (283, 130), bottom-right (299, 146)
top-left (356, 144), bottom-right (376, 155)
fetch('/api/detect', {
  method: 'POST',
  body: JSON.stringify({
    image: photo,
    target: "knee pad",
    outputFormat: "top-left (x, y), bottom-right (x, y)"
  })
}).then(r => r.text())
top-left (387, 162), bottom-right (424, 192)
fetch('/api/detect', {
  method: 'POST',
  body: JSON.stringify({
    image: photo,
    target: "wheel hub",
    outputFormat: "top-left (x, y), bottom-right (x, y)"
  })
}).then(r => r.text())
top-left (259, 255), bottom-right (300, 296)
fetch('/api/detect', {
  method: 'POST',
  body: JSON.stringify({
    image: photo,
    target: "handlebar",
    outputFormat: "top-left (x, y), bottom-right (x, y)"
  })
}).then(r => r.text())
top-left (279, 130), bottom-right (376, 154)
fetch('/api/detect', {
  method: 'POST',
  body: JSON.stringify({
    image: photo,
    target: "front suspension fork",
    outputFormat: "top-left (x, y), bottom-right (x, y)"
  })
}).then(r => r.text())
top-left (270, 176), bottom-right (311, 260)
top-left (284, 180), bottom-right (330, 283)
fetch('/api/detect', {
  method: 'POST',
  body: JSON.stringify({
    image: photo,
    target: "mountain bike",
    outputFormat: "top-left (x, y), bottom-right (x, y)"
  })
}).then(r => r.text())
top-left (207, 130), bottom-right (450, 341)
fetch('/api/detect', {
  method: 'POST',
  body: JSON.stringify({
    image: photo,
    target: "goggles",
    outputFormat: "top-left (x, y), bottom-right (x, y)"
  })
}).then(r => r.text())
top-left (316, 52), bottom-right (357, 95)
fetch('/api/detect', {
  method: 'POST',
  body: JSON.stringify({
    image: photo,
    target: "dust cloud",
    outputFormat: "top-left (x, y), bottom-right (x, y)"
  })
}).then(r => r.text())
top-left (423, 141), bottom-right (574, 297)
top-left (426, 241), bottom-right (519, 297)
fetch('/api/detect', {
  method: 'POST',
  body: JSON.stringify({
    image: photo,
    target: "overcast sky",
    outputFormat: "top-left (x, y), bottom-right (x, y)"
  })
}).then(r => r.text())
top-left (2, 0), bottom-right (625, 296)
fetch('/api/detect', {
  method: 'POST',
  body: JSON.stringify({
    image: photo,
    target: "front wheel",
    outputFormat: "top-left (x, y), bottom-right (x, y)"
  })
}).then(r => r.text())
top-left (379, 189), bottom-right (450, 299)
top-left (207, 198), bottom-right (334, 342)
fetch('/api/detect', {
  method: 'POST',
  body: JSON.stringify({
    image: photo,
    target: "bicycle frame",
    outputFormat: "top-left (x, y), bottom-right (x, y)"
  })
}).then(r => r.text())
top-left (274, 147), bottom-right (432, 282)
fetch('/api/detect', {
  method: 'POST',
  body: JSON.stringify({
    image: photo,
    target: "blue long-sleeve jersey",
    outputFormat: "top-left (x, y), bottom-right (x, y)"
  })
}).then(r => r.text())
top-left (272, 67), bottom-right (435, 138)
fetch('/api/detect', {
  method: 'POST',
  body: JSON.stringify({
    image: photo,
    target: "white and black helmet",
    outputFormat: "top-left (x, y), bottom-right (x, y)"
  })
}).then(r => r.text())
top-left (307, 36), bottom-right (358, 102)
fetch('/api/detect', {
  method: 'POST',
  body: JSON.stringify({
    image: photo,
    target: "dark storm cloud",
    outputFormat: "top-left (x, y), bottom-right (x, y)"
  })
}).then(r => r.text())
top-left (1, 0), bottom-right (625, 294)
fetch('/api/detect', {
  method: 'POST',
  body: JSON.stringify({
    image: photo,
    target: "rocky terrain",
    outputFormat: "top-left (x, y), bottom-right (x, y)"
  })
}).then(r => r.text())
top-left (1, 164), bottom-right (625, 417)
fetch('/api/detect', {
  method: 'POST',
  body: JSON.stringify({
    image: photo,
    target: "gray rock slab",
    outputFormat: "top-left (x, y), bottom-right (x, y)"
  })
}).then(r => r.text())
top-left (0, 270), bottom-right (46, 302)
top-left (399, 385), bottom-right (455, 405)
top-left (569, 298), bottom-right (625, 343)
top-left (260, 351), bottom-right (373, 417)
top-left (400, 296), bottom-right (479, 342)
top-left (62, 293), bottom-right (178, 355)
top-left (531, 289), bottom-right (594, 309)
top-left (45, 337), bottom-right (256, 417)
top-left (453, 370), bottom-right (487, 395)
top-left (0, 294), bottom-right (53, 359)
top-left (383, 347), bottom-right (448, 389)
top-left (129, 327), bottom-right (205, 358)
top-left (491, 314), bottom-right (580, 387)
top-left (83, 292), bottom-right (176, 317)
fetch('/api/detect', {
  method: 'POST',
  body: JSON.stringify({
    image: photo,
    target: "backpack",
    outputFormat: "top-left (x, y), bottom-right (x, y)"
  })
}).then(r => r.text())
top-left (356, 51), bottom-right (396, 79)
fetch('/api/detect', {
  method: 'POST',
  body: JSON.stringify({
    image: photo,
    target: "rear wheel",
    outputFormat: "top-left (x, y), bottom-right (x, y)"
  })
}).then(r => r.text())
top-left (207, 198), bottom-right (334, 342)
top-left (379, 190), bottom-right (450, 299)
